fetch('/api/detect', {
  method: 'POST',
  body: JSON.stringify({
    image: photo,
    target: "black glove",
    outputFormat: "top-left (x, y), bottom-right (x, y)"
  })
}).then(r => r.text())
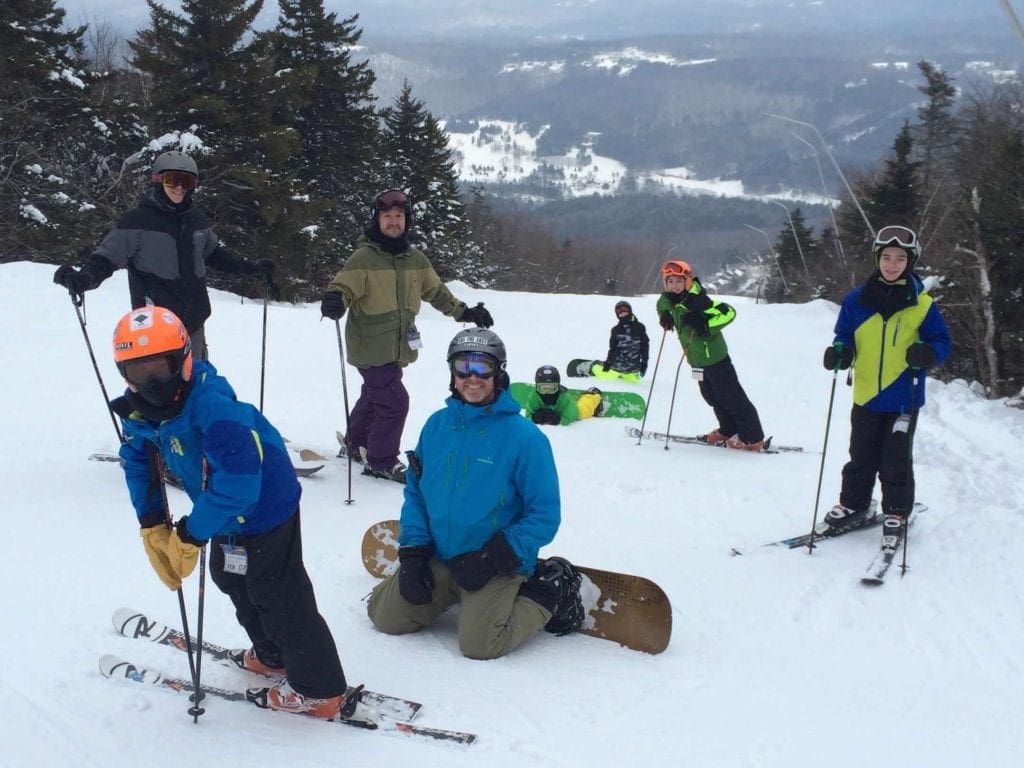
top-left (906, 343), bottom-right (936, 370)
top-left (823, 342), bottom-right (853, 371)
top-left (640, 361), bottom-right (648, 377)
top-left (53, 265), bottom-right (91, 295)
top-left (680, 311), bottom-right (709, 336)
top-left (458, 302), bottom-right (494, 328)
top-left (397, 546), bottom-right (435, 605)
top-left (447, 533), bottom-right (520, 592)
top-left (658, 311), bottom-right (675, 331)
top-left (531, 408), bottom-right (561, 425)
top-left (320, 291), bottom-right (346, 320)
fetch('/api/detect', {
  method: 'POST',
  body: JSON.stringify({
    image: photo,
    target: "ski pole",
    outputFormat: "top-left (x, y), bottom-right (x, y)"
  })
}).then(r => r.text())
top-left (806, 366), bottom-right (841, 554)
top-left (899, 372), bottom-right (922, 576)
top-left (189, 458), bottom-right (211, 722)
top-left (662, 350), bottom-right (687, 450)
top-left (258, 276), bottom-right (270, 412)
top-left (67, 293), bottom-right (123, 444)
top-left (334, 319), bottom-right (354, 505)
top-left (636, 328), bottom-right (668, 445)
top-left (146, 443), bottom-right (202, 712)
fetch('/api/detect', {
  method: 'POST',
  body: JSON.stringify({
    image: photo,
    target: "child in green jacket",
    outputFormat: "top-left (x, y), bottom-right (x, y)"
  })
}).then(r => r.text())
top-left (656, 260), bottom-right (765, 451)
top-left (524, 366), bottom-right (602, 425)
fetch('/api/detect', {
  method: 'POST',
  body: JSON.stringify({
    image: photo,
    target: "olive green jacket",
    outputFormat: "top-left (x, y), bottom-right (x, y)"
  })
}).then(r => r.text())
top-left (327, 236), bottom-right (466, 368)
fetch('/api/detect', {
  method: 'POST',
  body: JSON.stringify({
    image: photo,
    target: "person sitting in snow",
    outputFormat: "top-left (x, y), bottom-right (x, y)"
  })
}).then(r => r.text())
top-left (592, 300), bottom-right (649, 384)
top-left (657, 259), bottom-right (766, 451)
top-left (366, 328), bottom-right (585, 659)
top-left (109, 305), bottom-right (348, 720)
top-left (523, 365), bottom-right (603, 425)
top-left (822, 225), bottom-right (950, 549)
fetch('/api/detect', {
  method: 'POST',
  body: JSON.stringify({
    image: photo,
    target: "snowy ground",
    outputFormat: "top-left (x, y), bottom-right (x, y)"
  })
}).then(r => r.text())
top-left (3, 260), bottom-right (1022, 766)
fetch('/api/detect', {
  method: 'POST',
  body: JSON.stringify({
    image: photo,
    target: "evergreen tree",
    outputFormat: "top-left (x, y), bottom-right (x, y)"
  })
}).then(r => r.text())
top-left (1, 0), bottom-right (138, 261)
top-left (836, 124), bottom-right (921, 266)
top-left (766, 206), bottom-right (818, 301)
top-left (379, 82), bottom-right (486, 283)
top-left (271, 1), bottom-right (378, 234)
top-left (915, 60), bottom-right (958, 191)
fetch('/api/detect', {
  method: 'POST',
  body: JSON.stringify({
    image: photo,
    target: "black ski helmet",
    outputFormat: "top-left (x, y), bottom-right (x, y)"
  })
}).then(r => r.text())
top-left (615, 300), bottom-right (632, 317)
top-left (535, 365), bottom-right (560, 385)
top-left (447, 327), bottom-right (508, 395)
top-left (370, 188), bottom-right (414, 226)
top-left (151, 150), bottom-right (199, 181)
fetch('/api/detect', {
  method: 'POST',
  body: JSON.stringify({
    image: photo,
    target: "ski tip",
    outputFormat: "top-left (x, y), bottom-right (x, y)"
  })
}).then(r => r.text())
top-left (112, 608), bottom-right (146, 636)
top-left (98, 654), bottom-right (129, 678)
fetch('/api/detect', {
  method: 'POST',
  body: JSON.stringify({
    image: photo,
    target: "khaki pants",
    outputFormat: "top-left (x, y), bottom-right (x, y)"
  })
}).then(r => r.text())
top-left (367, 559), bottom-right (551, 660)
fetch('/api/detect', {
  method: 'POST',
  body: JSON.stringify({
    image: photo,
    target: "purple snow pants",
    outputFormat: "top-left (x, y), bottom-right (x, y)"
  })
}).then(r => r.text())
top-left (347, 362), bottom-right (410, 471)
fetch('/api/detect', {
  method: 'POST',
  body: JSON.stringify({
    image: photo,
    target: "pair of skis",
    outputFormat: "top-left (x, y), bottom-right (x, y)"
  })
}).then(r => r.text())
top-left (102, 608), bottom-right (475, 744)
top-left (732, 503), bottom-right (926, 585)
top-left (625, 426), bottom-right (806, 454)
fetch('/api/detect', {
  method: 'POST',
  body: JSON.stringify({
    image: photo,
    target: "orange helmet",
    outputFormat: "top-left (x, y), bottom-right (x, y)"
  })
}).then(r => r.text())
top-left (661, 259), bottom-right (693, 290)
top-left (112, 306), bottom-right (193, 392)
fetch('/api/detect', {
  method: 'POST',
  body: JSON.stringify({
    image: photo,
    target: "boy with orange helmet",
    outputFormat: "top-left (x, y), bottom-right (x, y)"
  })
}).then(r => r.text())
top-left (110, 306), bottom-right (349, 719)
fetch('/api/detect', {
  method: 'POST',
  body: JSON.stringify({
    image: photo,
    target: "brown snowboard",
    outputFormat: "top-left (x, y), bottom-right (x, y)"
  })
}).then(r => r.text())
top-left (360, 520), bottom-right (672, 655)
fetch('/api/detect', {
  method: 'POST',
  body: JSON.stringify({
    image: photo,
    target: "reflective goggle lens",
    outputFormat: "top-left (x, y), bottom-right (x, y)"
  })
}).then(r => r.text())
top-left (451, 353), bottom-right (496, 379)
top-left (873, 226), bottom-right (917, 250)
top-left (378, 190), bottom-right (408, 212)
top-left (535, 382), bottom-right (560, 395)
top-left (661, 260), bottom-right (691, 277)
top-left (159, 170), bottom-right (198, 191)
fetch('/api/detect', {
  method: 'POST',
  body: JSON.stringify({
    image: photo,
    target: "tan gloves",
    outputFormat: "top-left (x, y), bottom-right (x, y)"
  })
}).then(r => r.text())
top-left (141, 525), bottom-right (200, 590)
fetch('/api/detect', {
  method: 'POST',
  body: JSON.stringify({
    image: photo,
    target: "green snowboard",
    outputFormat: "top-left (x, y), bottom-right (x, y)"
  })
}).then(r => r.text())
top-left (510, 382), bottom-right (646, 419)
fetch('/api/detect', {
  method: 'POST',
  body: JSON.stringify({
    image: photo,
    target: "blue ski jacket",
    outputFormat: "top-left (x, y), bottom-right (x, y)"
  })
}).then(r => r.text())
top-left (115, 360), bottom-right (300, 540)
top-left (399, 388), bottom-right (561, 577)
top-left (833, 273), bottom-right (951, 413)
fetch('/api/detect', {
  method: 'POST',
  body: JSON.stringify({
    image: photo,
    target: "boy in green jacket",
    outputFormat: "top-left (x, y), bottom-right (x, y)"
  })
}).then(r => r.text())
top-left (656, 260), bottom-right (766, 451)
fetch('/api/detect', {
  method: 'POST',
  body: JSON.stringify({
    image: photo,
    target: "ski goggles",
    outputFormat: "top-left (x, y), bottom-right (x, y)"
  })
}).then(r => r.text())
top-left (122, 352), bottom-right (183, 386)
top-left (873, 225), bottom-right (918, 251)
top-left (450, 352), bottom-right (497, 379)
top-left (377, 189), bottom-right (408, 212)
top-left (615, 303), bottom-right (631, 316)
top-left (661, 260), bottom-right (692, 278)
top-left (535, 382), bottom-right (560, 395)
top-left (156, 170), bottom-right (198, 191)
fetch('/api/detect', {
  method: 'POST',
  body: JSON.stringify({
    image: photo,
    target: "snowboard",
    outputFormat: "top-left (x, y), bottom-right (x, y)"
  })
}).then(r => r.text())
top-left (566, 359), bottom-right (601, 378)
top-left (509, 382), bottom-right (646, 419)
top-left (361, 520), bottom-right (672, 655)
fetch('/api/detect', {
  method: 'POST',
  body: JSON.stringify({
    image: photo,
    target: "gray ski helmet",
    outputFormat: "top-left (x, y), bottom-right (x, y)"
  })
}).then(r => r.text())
top-left (151, 151), bottom-right (199, 181)
top-left (370, 188), bottom-right (413, 225)
top-left (447, 327), bottom-right (507, 365)
top-left (535, 365), bottom-right (559, 384)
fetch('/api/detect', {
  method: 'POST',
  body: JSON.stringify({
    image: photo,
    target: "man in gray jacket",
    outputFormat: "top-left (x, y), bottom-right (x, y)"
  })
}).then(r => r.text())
top-left (53, 151), bottom-right (270, 358)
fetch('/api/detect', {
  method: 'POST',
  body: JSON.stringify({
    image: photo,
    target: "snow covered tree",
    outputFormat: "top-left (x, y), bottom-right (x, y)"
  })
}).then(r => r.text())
top-left (1, 0), bottom-right (139, 261)
top-left (259, 0), bottom-right (380, 290)
top-left (379, 82), bottom-right (486, 283)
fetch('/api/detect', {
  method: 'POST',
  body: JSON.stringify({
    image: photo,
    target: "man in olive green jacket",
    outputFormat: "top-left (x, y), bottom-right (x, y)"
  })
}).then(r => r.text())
top-left (320, 189), bottom-right (494, 483)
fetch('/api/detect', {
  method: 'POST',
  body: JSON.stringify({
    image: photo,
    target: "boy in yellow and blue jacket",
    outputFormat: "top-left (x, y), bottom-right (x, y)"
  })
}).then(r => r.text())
top-left (822, 225), bottom-right (950, 546)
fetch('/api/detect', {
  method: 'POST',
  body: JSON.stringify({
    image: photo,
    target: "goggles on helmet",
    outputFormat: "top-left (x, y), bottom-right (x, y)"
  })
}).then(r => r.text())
top-left (156, 170), bottom-right (198, 191)
top-left (377, 190), bottom-right (408, 212)
top-left (873, 225), bottom-right (918, 252)
top-left (535, 382), bottom-right (560, 396)
top-left (661, 260), bottom-right (692, 278)
top-left (615, 302), bottom-right (631, 316)
top-left (451, 352), bottom-right (497, 379)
